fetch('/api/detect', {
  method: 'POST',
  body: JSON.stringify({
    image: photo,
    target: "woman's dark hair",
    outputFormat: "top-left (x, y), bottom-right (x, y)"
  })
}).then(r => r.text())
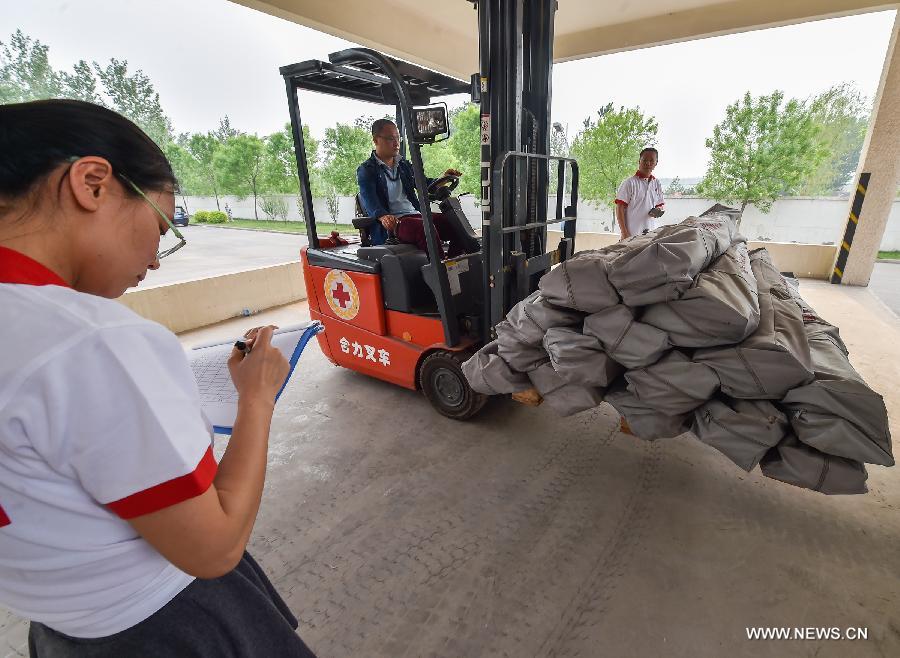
top-left (0, 99), bottom-right (175, 200)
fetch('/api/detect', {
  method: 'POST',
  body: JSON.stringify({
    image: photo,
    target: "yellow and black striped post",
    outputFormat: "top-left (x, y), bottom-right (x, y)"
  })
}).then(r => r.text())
top-left (831, 172), bottom-right (871, 284)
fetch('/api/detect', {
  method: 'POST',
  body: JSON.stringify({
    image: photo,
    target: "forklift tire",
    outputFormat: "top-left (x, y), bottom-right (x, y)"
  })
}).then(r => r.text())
top-left (419, 350), bottom-right (488, 420)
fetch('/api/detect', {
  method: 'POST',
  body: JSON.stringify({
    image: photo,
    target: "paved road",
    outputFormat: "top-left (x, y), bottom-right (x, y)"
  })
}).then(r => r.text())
top-left (869, 262), bottom-right (900, 317)
top-left (142, 225), bottom-right (308, 287)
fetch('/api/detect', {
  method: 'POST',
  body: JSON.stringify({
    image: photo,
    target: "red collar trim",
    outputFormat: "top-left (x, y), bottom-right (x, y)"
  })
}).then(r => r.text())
top-left (635, 170), bottom-right (655, 180)
top-left (0, 246), bottom-right (70, 287)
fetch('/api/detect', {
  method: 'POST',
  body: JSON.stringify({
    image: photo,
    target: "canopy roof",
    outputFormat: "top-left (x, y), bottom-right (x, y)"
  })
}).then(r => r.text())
top-left (234, 0), bottom-right (894, 79)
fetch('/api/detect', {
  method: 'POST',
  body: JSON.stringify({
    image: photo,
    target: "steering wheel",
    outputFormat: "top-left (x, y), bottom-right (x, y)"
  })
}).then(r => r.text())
top-left (427, 174), bottom-right (460, 202)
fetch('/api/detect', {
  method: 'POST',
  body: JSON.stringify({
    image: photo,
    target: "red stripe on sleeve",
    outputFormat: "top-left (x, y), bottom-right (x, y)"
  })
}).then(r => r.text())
top-left (614, 199), bottom-right (628, 207)
top-left (0, 504), bottom-right (10, 527)
top-left (107, 447), bottom-right (217, 519)
top-left (655, 202), bottom-right (665, 207)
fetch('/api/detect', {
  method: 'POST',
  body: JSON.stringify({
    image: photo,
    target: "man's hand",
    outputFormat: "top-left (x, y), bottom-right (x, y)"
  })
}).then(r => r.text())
top-left (379, 214), bottom-right (398, 231)
top-left (442, 168), bottom-right (462, 178)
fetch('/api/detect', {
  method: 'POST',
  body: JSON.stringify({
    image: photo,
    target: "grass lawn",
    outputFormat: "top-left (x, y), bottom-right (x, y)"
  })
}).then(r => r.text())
top-left (878, 251), bottom-right (900, 260)
top-left (206, 218), bottom-right (357, 235)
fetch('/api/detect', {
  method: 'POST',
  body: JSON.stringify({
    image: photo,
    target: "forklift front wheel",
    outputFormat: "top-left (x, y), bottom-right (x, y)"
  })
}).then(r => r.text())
top-left (419, 350), bottom-right (487, 420)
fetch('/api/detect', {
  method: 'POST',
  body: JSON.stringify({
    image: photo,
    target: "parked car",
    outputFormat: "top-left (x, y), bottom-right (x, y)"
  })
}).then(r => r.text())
top-left (173, 206), bottom-right (190, 227)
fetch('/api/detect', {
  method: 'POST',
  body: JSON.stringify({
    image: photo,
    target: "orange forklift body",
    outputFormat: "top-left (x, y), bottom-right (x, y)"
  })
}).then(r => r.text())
top-left (302, 247), bottom-right (475, 390)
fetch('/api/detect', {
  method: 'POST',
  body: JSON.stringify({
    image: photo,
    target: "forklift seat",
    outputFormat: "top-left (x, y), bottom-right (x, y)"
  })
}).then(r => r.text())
top-left (353, 195), bottom-right (378, 247)
top-left (357, 244), bottom-right (434, 312)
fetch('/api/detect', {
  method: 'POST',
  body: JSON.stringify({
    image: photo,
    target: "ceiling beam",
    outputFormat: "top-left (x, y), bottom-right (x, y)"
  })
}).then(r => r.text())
top-left (233, 0), bottom-right (896, 79)
top-left (555, 0), bottom-right (897, 61)
top-left (234, 0), bottom-right (478, 79)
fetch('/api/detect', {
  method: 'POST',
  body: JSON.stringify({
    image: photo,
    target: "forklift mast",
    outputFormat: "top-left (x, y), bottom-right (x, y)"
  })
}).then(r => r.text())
top-left (474, 0), bottom-right (579, 341)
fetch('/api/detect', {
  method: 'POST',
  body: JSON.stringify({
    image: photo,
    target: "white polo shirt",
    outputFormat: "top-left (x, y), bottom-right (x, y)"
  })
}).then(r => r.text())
top-left (0, 247), bottom-right (216, 638)
top-left (615, 171), bottom-right (665, 235)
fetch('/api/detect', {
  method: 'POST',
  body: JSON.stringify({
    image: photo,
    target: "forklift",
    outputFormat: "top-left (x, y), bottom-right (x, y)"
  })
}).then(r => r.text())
top-left (280, 0), bottom-right (579, 420)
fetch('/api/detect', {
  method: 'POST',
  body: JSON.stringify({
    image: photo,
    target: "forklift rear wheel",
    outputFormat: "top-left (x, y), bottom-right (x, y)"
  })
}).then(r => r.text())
top-left (419, 350), bottom-right (487, 420)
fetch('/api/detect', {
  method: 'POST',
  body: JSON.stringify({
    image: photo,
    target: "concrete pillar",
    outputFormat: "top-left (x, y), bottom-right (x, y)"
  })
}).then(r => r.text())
top-left (836, 11), bottom-right (900, 286)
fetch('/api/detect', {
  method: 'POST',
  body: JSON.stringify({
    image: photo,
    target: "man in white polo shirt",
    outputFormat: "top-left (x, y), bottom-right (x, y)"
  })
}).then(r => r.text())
top-left (614, 147), bottom-right (665, 240)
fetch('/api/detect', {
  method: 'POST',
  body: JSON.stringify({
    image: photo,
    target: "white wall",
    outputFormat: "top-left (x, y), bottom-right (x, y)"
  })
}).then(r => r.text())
top-left (568, 196), bottom-right (900, 250)
top-left (181, 194), bottom-right (900, 250)
top-left (180, 195), bottom-right (484, 230)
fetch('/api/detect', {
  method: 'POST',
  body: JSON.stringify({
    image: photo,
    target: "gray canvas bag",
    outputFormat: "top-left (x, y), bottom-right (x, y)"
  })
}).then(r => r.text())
top-left (505, 291), bottom-right (585, 346)
top-left (543, 326), bottom-right (624, 387)
top-left (495, 320), bottom-right (550, 372)
top-left (641, 241), bottom-right (760, 347)
top-left (780, 326), bottom-right (893, 467)
top-left (537, 244), bottom-right (629, 313)
top-left (604, 383), bottom-right (692, 440)
top-left (607, 215), bottom-right (737, 307)
top-left (759, 434), bottom-right (868, 495)
top-left (582, 304), bottom-right (670, 369)
top-left (624, 350), bottom-right (720, 415)
top-left (461, 340), bottom-right (532, 395)
top-left (692, 397), bottom-right (788, 471)
top-left (526, 362), bottom-right (605, 416)
top-left (694, 249), bottom-right (813, 399)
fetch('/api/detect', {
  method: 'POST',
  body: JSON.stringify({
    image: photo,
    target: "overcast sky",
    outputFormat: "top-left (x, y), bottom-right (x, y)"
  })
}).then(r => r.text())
top-left (3, 0), bottom-right (896, 178)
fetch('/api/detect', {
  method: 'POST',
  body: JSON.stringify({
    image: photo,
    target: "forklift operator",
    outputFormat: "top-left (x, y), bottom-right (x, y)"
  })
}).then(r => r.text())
top-left (357, 119), bottom-right (474, 259)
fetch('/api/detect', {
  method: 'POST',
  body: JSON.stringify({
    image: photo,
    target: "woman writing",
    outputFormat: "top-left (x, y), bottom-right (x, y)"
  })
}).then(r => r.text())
top-left (0, 99), bottom-right (316, 656)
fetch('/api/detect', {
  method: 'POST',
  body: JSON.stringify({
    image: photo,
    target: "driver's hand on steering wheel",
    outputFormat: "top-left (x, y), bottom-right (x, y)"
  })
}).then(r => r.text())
top-left (442, 168), bottom-right (462, 179)
top-left (379, 214), bottom-right (398, 231)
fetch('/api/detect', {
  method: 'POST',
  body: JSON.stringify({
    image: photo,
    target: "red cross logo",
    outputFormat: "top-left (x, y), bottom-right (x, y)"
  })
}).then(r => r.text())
top-left (324, 269), bottom-right (359, 320)
top-left (332, 282), bottom-right (351, 308)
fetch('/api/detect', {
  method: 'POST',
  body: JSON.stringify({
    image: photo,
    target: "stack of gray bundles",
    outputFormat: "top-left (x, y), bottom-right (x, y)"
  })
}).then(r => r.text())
top-left (461, 211), bottom-right (893, 495)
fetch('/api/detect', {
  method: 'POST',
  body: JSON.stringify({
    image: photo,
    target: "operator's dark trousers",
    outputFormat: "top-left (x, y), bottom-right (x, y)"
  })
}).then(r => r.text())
top-left (396, 212), bottom-right (466, 259)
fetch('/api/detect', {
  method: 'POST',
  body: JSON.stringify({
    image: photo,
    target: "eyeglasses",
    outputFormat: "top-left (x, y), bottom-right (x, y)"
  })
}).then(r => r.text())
top-left (375, 134), bottom-right (401, 144)
top-left (117, 173), bottom-right (186, 260)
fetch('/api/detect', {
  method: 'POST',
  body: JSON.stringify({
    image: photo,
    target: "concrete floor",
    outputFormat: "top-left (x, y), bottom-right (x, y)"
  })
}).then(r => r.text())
top-left (3, 283), bottom-right (899, 658)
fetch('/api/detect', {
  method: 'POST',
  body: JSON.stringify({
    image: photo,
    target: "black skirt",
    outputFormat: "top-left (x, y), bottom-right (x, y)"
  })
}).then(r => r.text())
top-left (28, 552), bottom-right (316, 658)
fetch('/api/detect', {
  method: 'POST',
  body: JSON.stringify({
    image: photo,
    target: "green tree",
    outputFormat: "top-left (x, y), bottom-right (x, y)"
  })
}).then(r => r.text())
top-left (215, 134), bottom-right (267, 220)
top-left (0, 30), bottom-right (61, 102)
top-left (324, 187), bottom-right (340, 225)
top-left (445, 103), bottom-right (481, 197)
top-left (665, 176), bottom-right (685, 195)
top-left (163, 143), bottom-right (204, 212)
top-left (214, 115), bottom-right (242, 142)
top-left (569, 103), bottom-right (658, 214)
top-left (1, 31), bottom-right (174, 148)
top-left (263, 123), bottom-right (320, 196)
top-left (93, 58), bottom-right (172, 145)
top-left (178, 132), bottom-right (224, 209)
top-left (698, 90), bottom-right (826, 223)
top-left (422, 136), bottom-right (456, 184)
top-left (321, 116), bottom-right (374, 195)
top-left (59, 60), bottom-right (102, 103)
top-left (797, 83), bottom-right (870, 196)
